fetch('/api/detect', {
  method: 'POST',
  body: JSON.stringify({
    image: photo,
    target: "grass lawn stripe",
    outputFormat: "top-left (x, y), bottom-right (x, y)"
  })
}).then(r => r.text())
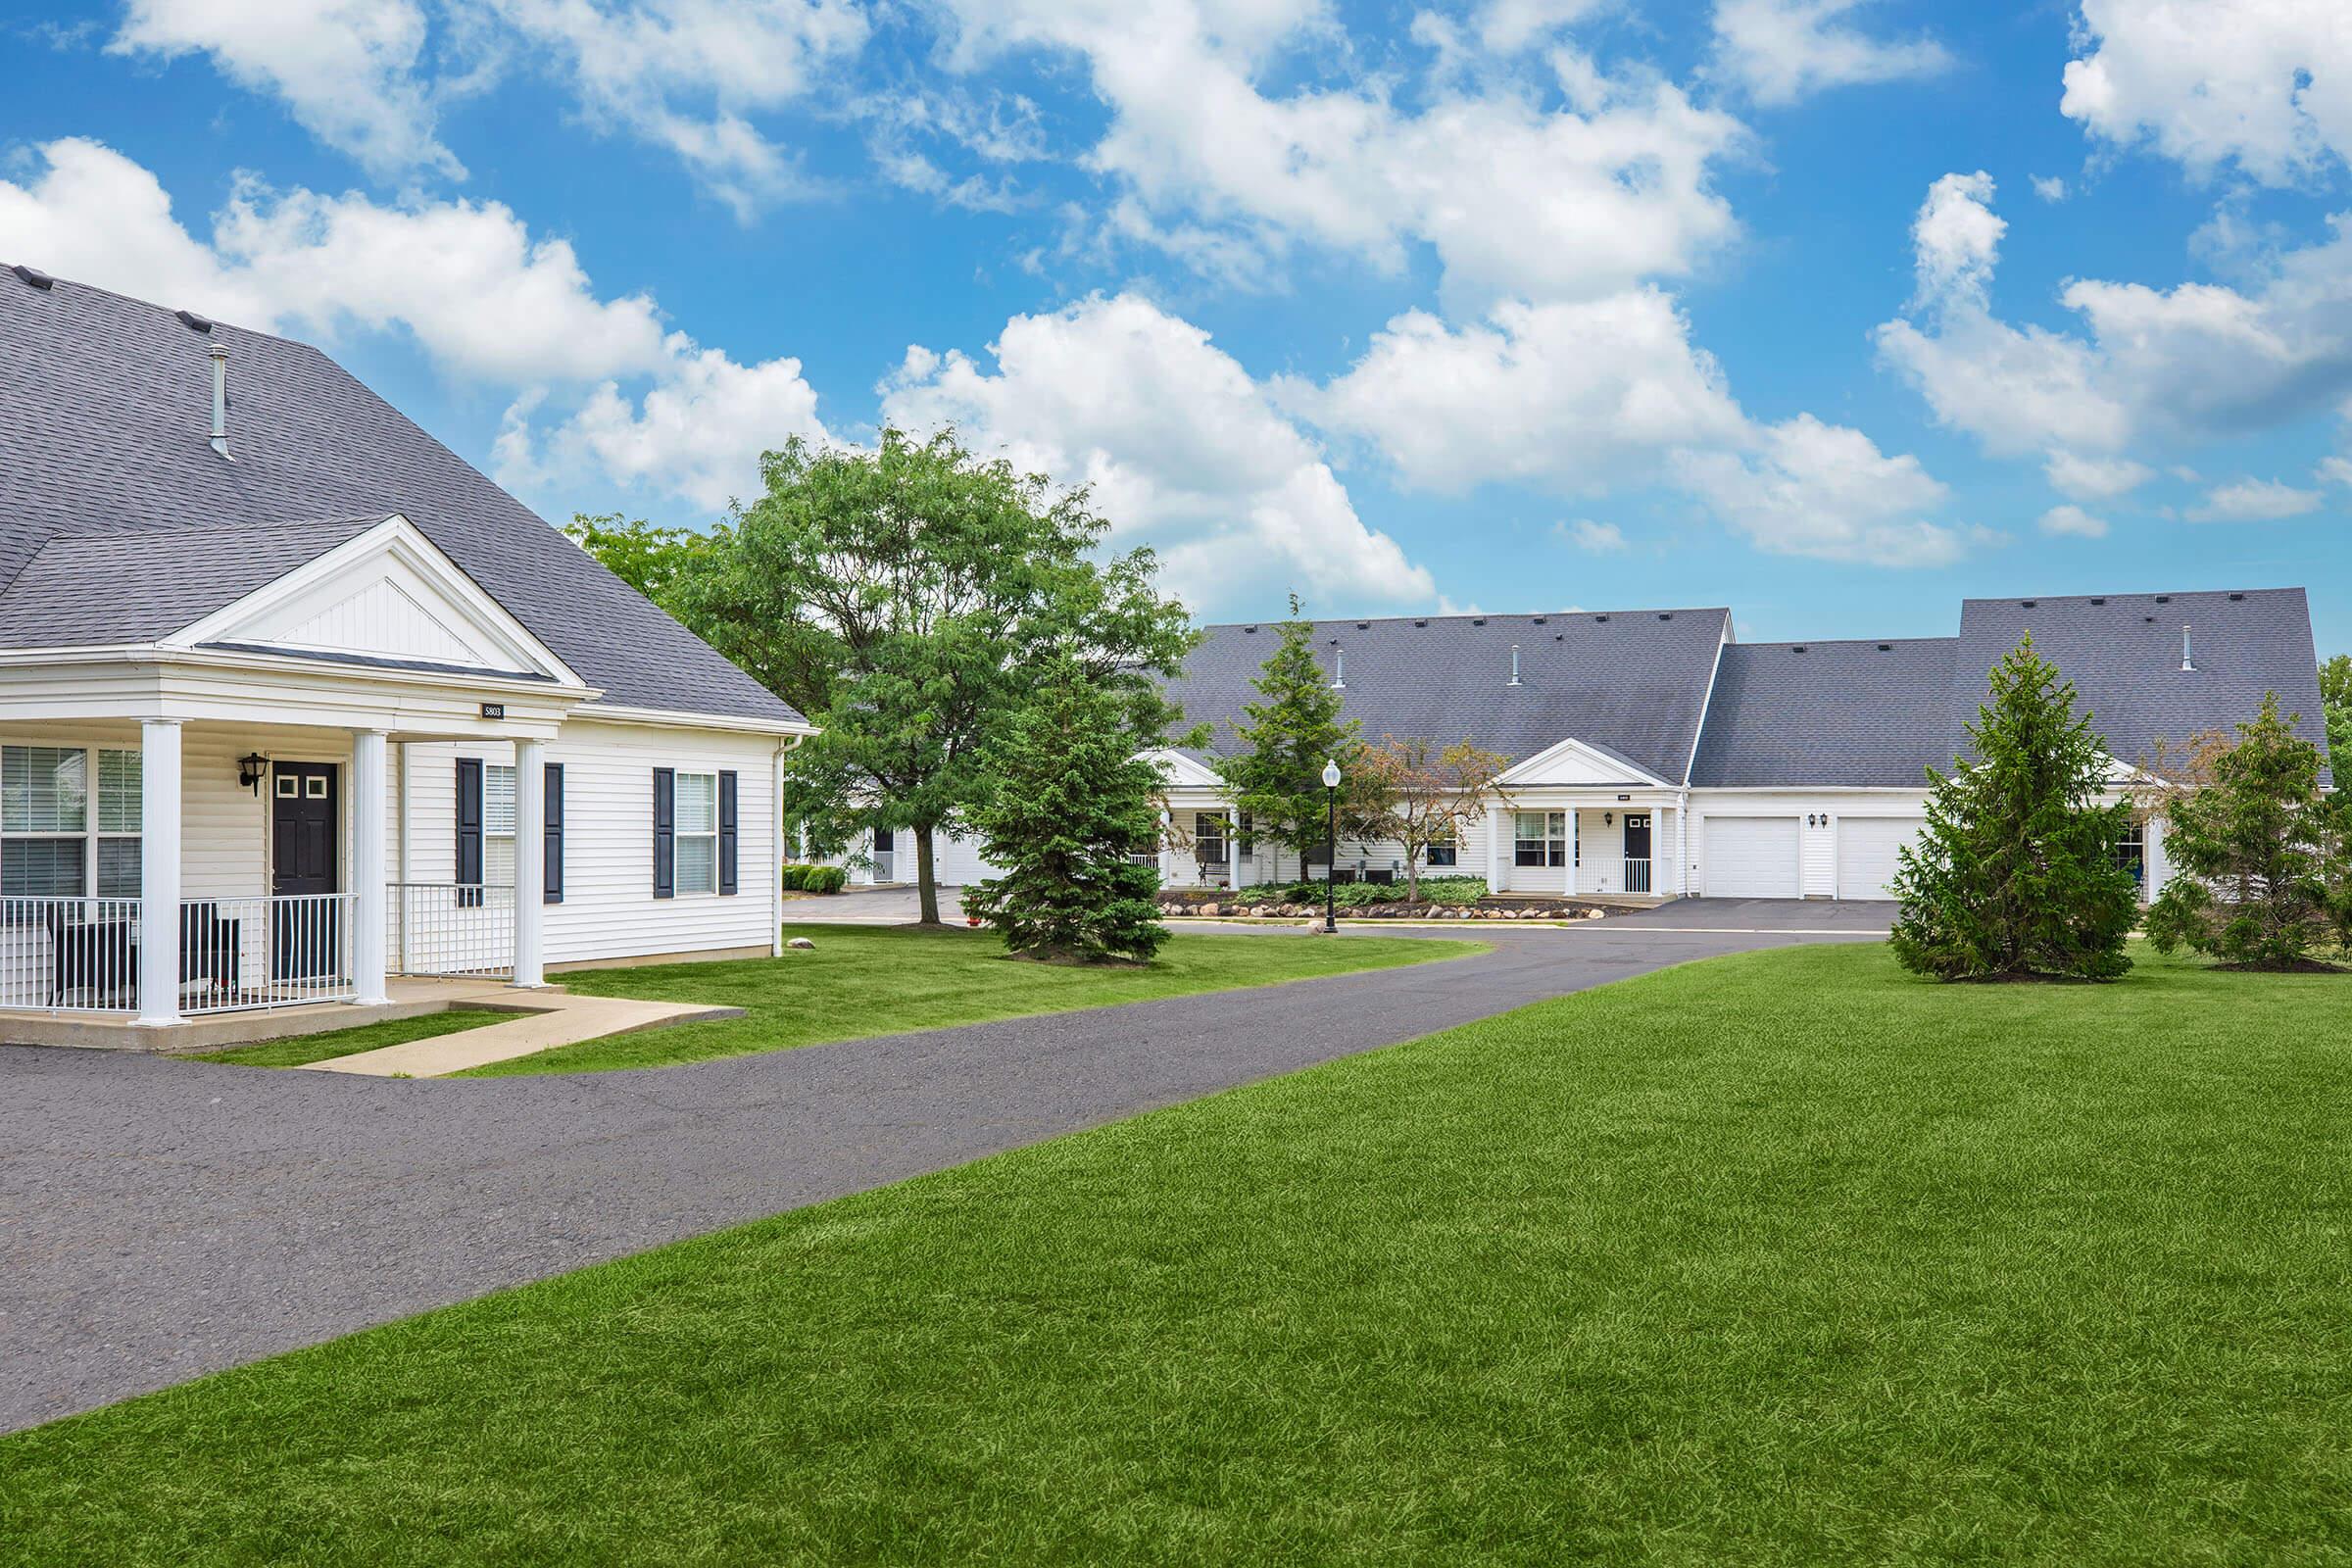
top-left (8, 943), bottom-right (2348, 1564)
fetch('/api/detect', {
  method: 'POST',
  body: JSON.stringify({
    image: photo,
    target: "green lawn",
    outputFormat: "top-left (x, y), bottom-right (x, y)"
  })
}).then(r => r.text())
top-left (458, 924), bottom-right (1477, 1075)
top-left (187, 1007), bottom-right (510, 1067)
top-left (9, 944), bottom-right (2350, 1564)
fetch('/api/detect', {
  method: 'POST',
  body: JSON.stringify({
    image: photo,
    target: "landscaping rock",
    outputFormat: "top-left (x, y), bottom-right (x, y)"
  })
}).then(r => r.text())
top-left (1200, 903), bottom-right (1220, 917)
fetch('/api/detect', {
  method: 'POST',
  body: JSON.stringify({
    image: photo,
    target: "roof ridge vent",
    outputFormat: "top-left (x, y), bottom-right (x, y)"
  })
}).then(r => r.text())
top-left (1594, 613), bottom-right (1610, 623)
top-left (1790, 645), bottom-right (1808, 654)
top-left (11, 264), bottom-right (54, 290)
top-left (1876, 643), bottom-right (1891, 652)
top-left (1242, 623), bottom-right (1256, 633)
top-left (175, 308), bottom-right (213, 332)
top-left (1413, 617), bottom-right (1428, 628)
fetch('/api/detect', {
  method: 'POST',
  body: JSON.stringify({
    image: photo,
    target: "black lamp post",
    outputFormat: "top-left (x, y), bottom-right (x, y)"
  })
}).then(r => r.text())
top-left (1321, 758), bottom-right (1342, 934)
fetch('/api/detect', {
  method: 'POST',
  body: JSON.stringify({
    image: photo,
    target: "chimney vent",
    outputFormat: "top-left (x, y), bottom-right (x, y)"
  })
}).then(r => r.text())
top-left (209, 345), bottom-right (232, 461)
top-left (2180, 624), bottom-right (2194, 672)
top-left (1508, 644), bottom-right (1522, 686)
top-left (11, 264), bottom-right (53, 290)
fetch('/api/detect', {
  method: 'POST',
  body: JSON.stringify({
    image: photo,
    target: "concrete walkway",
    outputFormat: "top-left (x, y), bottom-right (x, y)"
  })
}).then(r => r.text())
top-left (1, 911), bottom-right (1880, 1433)
top-left (300, 990), bottom-right (743, 1076)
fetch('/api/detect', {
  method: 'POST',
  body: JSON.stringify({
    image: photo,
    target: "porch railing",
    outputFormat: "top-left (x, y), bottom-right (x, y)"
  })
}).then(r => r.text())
top-left (179, 894), bottom-right (360, 1015)
top-left (390, 882), bottom-right (514, 979)
top-left (1624, 858), bottom-right (1653, 894)
top-left (0, 898), bottom-right (144, 1014)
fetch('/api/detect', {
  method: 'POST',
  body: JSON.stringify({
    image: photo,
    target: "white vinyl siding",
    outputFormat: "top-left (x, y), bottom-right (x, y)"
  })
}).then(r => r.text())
top-left (1835, 816), bottom-right (1926, 901)
top-left (1702, 816), bottom-right (1802, 898)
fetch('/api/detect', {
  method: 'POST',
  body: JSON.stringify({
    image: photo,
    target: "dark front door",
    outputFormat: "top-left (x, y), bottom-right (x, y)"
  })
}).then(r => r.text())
top-left (1623, 813), bottom-right (1653, 893)
top-left (271, 762), bottom-right (340, 980)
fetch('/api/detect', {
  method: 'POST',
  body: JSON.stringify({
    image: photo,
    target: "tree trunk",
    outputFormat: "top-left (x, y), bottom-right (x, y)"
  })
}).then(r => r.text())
top-left (1405, 844), bottom-right (1420, 901)
top-left (915, 824), bottom-right (941, 925)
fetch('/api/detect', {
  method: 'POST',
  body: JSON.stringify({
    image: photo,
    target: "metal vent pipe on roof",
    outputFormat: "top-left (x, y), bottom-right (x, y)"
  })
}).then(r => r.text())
top-left (2180, 624), bottom-right (2194, 672)
top-left (1508, 644), bottom-right (1522, 686)
top-left (1331, 645), bottom-right (1345, 689)
top-left (208, 345), bottom-right (232, 461)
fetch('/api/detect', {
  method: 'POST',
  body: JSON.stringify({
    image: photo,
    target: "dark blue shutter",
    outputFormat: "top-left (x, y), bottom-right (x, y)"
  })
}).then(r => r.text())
top-left (543, 762), bottom-right (564, 905)
top-left (717, 770), bottom-right (739, 896)
top-left (455, 758), bottom-right (483, 908)
top-left (652, 767), bottom-right (674, 899)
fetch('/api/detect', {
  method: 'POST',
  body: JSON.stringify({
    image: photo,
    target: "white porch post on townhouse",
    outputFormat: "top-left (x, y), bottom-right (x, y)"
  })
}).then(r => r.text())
top-left (135, 717), bottom-right (183, 1028)
top-left (772, 745), bottom-right (788, 958)
top-left (351, 729), bottom-right (391, 1006)
top-left (1673, 797), bottom-right (1690, 897)
top-left (513, 738), bottom-right (547, 988)
top-left (1226, 804), bottom-right (1240, 885)
top-left (1485, 802), bottom-right (1506, 894)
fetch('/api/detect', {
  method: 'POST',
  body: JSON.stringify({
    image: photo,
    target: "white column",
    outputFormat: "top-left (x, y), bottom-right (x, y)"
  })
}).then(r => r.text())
top-left (1226, 804), bottom-right (1241, 886)
top-left (772, 745), bottom-right (788, 957)
top-left (351, 729), bottom-right (391, 1005)
top-left (513, 738), bottom-right (546, 987)
top-left (135, 717), bottom-right (183, 1028)
top-left (1673, 798), bottom-right (1690, 897)
top-left (1486, 802), bottom-right (1506, 893)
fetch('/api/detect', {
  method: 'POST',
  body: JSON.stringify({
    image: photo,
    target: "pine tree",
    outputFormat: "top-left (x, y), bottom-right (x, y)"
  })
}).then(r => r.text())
top-left (1890, 634), bottom-right (2138, 981)
top-left (962, 656), bottom-right (1168, 963)
top-left (1214, 600), bottom-right (1362, 872)
top-left (2145, 694), bottom-right (2345, 969)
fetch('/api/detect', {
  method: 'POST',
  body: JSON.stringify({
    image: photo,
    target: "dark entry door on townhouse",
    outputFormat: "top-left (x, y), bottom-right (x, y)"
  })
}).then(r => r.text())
top-left (1623, 812), bottom-right (1653, 894)
top-left (271, 762), bottom-right (341, 980)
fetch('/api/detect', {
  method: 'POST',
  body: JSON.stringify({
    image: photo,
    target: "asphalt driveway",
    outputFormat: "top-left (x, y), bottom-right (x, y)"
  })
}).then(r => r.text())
top-left (1, 911), bottom-right (1879, 1434)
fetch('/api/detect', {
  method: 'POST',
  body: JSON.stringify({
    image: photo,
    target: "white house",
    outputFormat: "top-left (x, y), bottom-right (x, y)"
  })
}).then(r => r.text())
top-left (850, 592), bottom-right (2329, 903)
top-left (0, 266), bottom-right (813, 1037)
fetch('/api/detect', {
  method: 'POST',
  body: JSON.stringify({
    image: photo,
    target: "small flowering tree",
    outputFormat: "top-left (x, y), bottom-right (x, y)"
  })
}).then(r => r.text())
top-left (1353, 735), bottom-right (1511, 899)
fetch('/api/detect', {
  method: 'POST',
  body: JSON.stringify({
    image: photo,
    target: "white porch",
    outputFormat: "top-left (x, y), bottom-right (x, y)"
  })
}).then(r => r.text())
top-left (0, 714), bottom-right (562, 1034)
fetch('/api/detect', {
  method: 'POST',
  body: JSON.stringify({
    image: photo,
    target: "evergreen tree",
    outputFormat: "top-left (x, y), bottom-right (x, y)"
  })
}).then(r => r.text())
top-left (963, 656), bottom-right (1169, 963)
top-left (1890, 634), bottom-right (2138, 981)
top-left (1214, 600), bottom-right (1362, 872)
top-left (2322, 654), bottom-right (2351, 775)
top-left (2145, 694), bottom-right (2346, 969)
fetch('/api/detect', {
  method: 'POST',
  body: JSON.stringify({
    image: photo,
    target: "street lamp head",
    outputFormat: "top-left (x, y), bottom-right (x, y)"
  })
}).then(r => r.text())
top-left (1321, 760), bottom-right (1342, 789)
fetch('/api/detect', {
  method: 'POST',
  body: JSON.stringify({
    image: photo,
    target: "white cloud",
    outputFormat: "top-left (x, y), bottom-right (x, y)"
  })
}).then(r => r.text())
top-left (111, 0), bottom-right (465, 182)
top-left (0, 137), bottom-right (822, 513)
top-left (2032, 173), bottom-right (2069, 202)
top-left (482, 0), bottom-right (869, 217)
top-left (880, 293), bottom-right (1437, 612)
top-left (1560, 517), bottom-right (1628, 552)
top-left (2186, 477), bottom-right (2325, 521)
top-left (1709, 0), bottom-right (1951, 106)
top-left (500, 346), bottom-right (827, 511)
top-left (2039, 503), bottom-right (2110, 537)
top-left (2321, 455), bottom-right (2352, 487)
top-left (936, 0), bottom-right (1746, 307)
top-left (2062, 0), bottom-right (2352, 184)
top-left (1471, 0), bottom-right (1609, 54)
top-left (1672, 414), bottom-right (1968, 566)
top-left (1874, 171), bottom-right (2352, 461)
top-left (1275, 289), bottom-right (1745, 492)
top-left (2044, 450), bottom-right (2154, 500)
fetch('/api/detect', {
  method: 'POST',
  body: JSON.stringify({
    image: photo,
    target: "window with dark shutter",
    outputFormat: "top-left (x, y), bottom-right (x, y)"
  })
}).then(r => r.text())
top-left (456, 758), bottom-right (484, 907)
top-left (717, 770), bottom-right (739, 896)
top-left (544, 762), bottom-right (565, 905)
top-left (652, 767), bottom-right (675, 899)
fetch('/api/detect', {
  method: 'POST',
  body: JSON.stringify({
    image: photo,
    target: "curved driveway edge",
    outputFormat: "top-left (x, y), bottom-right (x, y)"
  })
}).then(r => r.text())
top-left (1, 908), bottom-right (1879, 1434)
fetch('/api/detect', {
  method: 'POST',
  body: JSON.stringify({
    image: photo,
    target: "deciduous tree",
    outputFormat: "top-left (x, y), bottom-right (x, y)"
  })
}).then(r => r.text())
top-left (1354, 735), bottom-right (1510, 899)
top-left (1890, 634), bottom-right (2138, 981)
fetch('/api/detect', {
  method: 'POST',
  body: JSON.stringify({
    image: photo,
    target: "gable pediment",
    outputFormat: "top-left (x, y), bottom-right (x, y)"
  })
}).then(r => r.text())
top-left (167, 514), bottom-right (582, 685)
top-left (1496, 735), bottom-right (1670, 788)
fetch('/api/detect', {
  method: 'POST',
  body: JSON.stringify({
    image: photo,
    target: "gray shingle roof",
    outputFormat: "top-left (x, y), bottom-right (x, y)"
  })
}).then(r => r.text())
top-left (1953, 589), bottom-right (2329, 784)
top-left (0, 515), bottom-right (381, 648)
top-left (0, 272), bottom-right (800, 725)
top-left (1690, 638), bottom-right (1958, 787)
top-left (1163, 609), bottom-right (1732, 784)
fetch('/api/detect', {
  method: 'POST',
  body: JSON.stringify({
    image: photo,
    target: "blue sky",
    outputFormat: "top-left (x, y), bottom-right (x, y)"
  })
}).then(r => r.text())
top-left (3, 1), bottom-right (2347, 655)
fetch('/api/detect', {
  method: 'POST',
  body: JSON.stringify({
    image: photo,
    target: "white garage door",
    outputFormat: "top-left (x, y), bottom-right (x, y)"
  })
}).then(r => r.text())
top-left (1836, 816), bottom-right (1926, 901)
top-left (1703, 817), bottom-right (1801, 898)
top-left (929, 830), bottom-right (1002, 886)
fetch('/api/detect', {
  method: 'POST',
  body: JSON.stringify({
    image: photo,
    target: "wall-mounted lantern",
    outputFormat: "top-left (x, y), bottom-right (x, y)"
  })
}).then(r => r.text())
top-left (238, 753), bottom-right (268, 795)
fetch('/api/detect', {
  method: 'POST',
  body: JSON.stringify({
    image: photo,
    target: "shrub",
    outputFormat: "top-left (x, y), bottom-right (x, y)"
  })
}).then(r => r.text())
top-left (781, 864), bottom-right (808, 891)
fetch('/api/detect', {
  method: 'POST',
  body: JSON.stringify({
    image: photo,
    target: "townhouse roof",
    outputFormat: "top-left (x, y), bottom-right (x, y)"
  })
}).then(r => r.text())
top-left (1163, 608), bottom-right (1733, 785)
top-left (0, 270), bottom-right (800, 725)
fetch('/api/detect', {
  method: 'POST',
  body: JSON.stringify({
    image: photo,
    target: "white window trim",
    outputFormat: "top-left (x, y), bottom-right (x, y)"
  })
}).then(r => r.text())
top-left (674, 768), bottom-right (720, 897)
top-left (1, 743), bottom-right (142, 901)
